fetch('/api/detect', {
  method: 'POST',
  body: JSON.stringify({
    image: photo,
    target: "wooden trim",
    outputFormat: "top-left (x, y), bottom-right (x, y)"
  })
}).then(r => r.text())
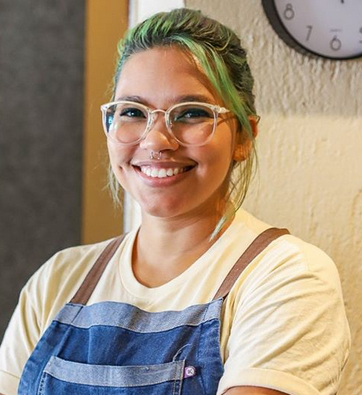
top-left (81, 0), bottom-right (128, 244)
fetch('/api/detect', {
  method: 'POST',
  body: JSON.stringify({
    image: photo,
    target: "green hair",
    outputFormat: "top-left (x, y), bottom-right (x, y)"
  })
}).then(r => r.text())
top-left (109, 8), bottom-right (258, 235)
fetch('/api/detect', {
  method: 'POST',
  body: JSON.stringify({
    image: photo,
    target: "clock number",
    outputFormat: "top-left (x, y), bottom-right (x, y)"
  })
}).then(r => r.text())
top-left (306, 25), bottom-right (313, 41)
top-left (283, 3), bottom-right (295, 20)
top-left (330, 35), bottom-right (342, 51)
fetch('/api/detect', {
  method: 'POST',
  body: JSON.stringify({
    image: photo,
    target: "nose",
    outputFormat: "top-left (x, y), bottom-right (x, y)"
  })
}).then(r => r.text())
top-left (139, 110), bottom-right (179, 152)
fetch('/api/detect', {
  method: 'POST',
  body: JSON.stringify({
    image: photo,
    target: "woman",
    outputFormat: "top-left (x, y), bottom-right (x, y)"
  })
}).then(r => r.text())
top-left (0, 8), bottom-right (350, 395)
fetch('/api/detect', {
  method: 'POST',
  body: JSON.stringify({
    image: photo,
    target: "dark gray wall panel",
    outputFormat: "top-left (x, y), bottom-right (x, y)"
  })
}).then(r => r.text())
top-left (0, 1), bottom-right (85, 341)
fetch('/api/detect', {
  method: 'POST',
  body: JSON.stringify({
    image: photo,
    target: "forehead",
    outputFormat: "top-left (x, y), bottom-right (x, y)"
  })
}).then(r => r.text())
top-left (115, 47), bottom-right (219, 105)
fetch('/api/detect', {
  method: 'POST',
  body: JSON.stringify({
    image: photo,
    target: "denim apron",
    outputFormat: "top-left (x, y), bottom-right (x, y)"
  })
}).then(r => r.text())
top-left (18, 228), bottom-right (288, 395)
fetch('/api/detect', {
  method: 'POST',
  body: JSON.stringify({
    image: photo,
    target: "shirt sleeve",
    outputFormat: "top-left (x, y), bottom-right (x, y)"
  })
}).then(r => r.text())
top-left (0, 284), bottom-right (41, 395)
top-left (217, 237), bottom-right (351, 395)
top-left (0, 242), bottom-right (107, 395)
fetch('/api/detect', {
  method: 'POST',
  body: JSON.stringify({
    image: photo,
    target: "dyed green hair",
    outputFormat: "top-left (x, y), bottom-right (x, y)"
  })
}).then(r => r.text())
top-left (109, 8), bottom-right (258, 234)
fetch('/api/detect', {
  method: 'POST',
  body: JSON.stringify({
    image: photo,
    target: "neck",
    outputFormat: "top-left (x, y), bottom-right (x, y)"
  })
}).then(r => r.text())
top-left (132, 205), bottom-right (233, 287)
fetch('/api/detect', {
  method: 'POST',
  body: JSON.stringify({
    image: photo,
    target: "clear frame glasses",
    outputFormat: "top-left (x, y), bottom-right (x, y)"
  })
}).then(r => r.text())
top-left (100, 100), bottom-right (230, 147)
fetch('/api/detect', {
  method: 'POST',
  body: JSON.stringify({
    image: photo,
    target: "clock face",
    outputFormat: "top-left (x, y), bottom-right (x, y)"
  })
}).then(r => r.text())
top-left (264, 0), bottom-right (362, 59)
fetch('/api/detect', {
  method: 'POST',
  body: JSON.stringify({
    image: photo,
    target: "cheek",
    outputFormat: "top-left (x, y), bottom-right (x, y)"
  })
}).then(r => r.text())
top-left (107, 145), bottom-right (119, 168)
top-left (198, 146), bottom-right (233, 188)
top-left (204, 139), bottom-right (235, 190)
top-left (206, 135), bottom-right (234, 172)
top-left (107, 143), bottom-right (133, 182)
top-left (107, 142), bottom-right (131, 165)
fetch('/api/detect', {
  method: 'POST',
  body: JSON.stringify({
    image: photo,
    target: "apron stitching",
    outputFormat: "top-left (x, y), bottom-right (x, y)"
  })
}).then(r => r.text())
top-left (173, 359), bottom-right (184, 395)
top-left (197, 301), bottom-right (215, 393)
top-left (172, 344), bottom-right (190, 361)
top-left (38, 371), bottom-right (46, 395)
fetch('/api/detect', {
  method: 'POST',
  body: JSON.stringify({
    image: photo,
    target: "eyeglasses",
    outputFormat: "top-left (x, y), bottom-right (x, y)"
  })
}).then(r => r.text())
top-left (100, 100), bottom-right (230, 147)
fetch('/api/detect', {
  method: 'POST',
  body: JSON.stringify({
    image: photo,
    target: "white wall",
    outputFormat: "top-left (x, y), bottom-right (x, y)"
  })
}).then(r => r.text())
top-left (185, 1), bottom-right (362, 394)
top-left (129, 0), bottom-right (184, 26)
top-left (125, 1), bottom-right (362, 392)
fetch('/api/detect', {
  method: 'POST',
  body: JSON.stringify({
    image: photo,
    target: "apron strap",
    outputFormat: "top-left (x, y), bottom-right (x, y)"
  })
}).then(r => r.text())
top-left (70, 228), bottom-right (289, 304)
top-left (70, 235), bottom-right (126, 305)
top-left (212, 227), bottom-right (290, 300)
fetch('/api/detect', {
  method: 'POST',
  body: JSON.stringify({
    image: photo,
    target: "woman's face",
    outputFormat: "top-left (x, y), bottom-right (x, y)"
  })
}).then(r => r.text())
top-left (108, 47), bottom-right (238, 221)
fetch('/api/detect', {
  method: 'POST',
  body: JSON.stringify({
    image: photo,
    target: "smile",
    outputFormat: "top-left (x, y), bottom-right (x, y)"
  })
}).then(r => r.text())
top-left (139, 166), bottom-right (188, 178)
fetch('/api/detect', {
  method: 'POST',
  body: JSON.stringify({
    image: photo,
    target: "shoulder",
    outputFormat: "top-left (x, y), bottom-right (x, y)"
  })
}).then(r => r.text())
top-left (258, 233), bottom-right (343, 294)
top-left (28, 239), bottom-right (112, 290)
top-left (0, 237), bottom-right (122, 389)
top-left (285, 234), bottom-right (342, 285)
top-left (219, 209), bottom-right (345, 308)
top-left (220, 214), bottom-right (350, 394)
top-left (233, 210), bottom-right (341, 290)
top-left (231, 230), bottom-right (346, 313)
top-left (22, 238), bottom-right (119, 331)
top-left (227, 211), bottom-right (350, 347)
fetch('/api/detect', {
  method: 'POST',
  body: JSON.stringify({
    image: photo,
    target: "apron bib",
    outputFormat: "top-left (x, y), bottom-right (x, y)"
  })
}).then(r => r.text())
top-left (18, 228), bottom-right (288, 395)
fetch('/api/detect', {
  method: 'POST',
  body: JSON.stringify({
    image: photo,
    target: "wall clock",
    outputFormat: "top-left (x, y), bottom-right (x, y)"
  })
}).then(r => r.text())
top-left (261, 0), bottom-right (362, 60)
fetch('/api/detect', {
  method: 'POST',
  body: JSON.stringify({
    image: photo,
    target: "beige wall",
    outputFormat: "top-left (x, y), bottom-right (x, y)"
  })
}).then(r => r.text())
top-left (185, 1), bottom-right (362, 393)
top-left (82, 0), bottom-right (128, 244)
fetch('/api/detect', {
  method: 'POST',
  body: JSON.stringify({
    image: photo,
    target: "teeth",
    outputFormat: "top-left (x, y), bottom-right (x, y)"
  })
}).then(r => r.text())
top-left (140, 166), bottom-right (185, 178)
top-left (158, 169), bottom-right (167, 178)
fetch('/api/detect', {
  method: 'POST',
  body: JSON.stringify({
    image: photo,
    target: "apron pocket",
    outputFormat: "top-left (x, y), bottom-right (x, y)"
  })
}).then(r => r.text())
top-left (38, 356), bottom-right (185, 394)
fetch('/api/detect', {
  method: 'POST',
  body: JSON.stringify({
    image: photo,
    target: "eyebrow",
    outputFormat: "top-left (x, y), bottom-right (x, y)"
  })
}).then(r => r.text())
top-left (115, 95), bottom-right (144, 103)
top-left (175, 94), bottom-right (214, 104)
top-left (114, 94), bottom-right (215, 106)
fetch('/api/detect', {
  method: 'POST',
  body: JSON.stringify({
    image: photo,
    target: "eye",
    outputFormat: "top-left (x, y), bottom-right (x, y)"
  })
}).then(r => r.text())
top-left (105, 104), bottom-right (148, 132)
top-left (172, 106), bottom-right (214, 123)
top-left (119, 107), bottom-right (147, 119)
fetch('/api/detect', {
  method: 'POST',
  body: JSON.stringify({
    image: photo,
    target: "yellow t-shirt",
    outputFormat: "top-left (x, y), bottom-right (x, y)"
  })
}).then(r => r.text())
top-left (0, 209), bottom-right (350, 395)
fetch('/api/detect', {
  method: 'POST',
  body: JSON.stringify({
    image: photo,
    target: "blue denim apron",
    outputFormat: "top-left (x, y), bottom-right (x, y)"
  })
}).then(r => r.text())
top-left (18, 228), bottom-right (288, 395)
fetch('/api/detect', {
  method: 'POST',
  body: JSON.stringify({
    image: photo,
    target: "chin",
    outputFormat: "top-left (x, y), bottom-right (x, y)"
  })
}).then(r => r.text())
top-left (142, 205), bottom-right (183, 219)
top-left (138, 197), bottom-right (190, 219)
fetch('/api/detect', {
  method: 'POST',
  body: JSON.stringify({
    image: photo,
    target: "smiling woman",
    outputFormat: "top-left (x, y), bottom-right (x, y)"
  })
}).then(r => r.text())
top-left (0, 8), bottom-right (350, 395)
top-left (107, 47), bottom-right (238, 229)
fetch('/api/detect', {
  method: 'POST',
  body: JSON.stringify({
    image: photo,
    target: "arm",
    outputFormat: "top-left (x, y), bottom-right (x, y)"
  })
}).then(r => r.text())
top-left (0, 275), bottom-right (43, 395)
top-left (225, 387), bottom-right (287, 395)
top-left (218, 238), bottom-right (350, 395)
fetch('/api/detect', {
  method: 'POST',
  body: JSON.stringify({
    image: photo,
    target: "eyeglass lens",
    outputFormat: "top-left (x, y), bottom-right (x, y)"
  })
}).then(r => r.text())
top-left (104, 102), bottom-right (216, 145)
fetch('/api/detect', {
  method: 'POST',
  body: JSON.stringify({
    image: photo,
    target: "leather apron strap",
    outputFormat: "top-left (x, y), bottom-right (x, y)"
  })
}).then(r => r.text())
top-left (70, 228), bottom-right (289, 305)
top-left (71, 235), bottom-right (126, 305)
top-left (212, 227), bottom-right (290, 300)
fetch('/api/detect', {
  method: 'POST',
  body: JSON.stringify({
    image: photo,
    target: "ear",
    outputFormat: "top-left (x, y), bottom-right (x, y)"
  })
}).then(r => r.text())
top-left (248, 116), bottom-right (259, 139)
top-left (233, 116), bottom-right (258, 162)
